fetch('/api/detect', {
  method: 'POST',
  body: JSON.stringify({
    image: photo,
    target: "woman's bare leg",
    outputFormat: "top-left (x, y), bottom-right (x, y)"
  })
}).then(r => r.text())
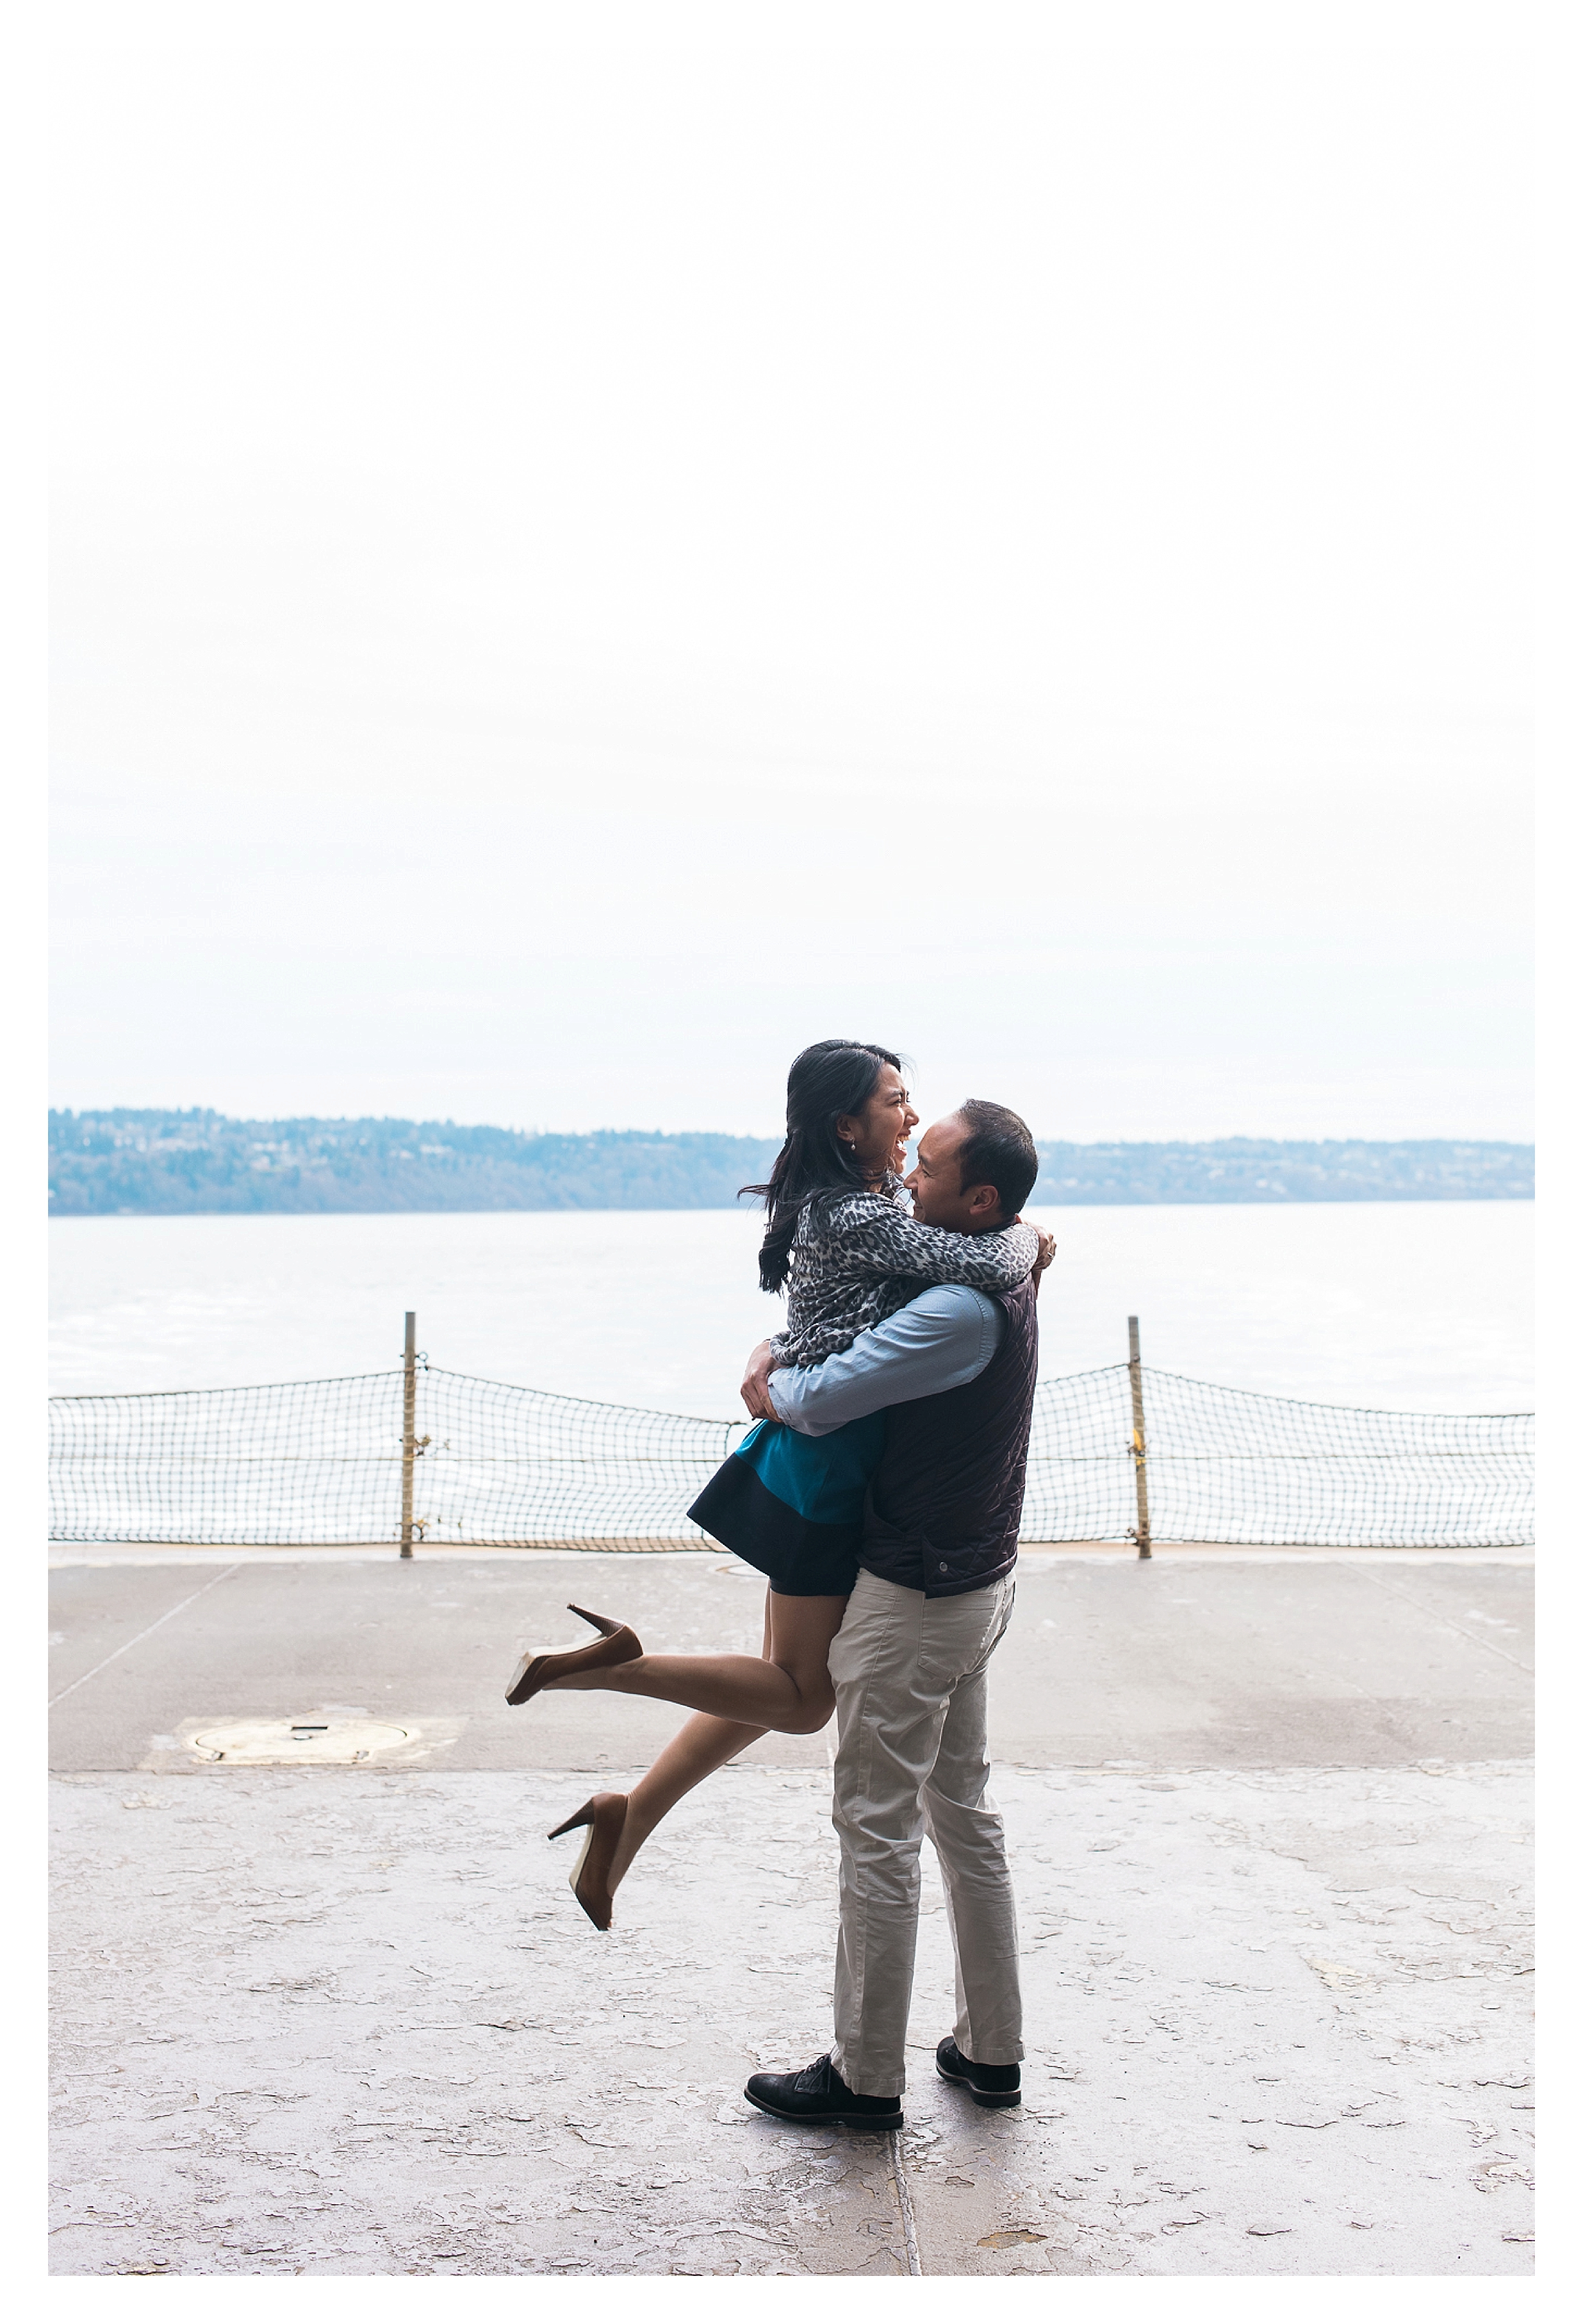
top-left (602, 1594), bottom-right (771, 1890)
top-left (606, 1710), bottom-right (766, 1890)
top-left (544, 1588), bottom-right (849, 1735)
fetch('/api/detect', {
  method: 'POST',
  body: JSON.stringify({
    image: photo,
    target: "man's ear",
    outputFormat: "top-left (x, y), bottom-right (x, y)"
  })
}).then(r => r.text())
top-left (965, 1182), bottom-right (1001, 1218)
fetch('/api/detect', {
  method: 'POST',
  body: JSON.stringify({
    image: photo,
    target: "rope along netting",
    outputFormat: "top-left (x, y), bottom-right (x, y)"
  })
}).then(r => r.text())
top-left (49, 1362), bottom-right (1532, 1548)
top-left (1026, 1367), bottom-right (1531, 1547)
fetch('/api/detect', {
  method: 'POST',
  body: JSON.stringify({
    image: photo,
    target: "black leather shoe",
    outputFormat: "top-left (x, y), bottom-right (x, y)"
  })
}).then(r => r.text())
top-left (744, 2052), bottom-right (903, 2131)
top-left (936, 2036), bottom-right (1021, 2108)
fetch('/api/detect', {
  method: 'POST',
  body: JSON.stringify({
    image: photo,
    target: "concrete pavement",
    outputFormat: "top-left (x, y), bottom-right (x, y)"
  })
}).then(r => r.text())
top-left (49, 1549), bottom-right (1534, 2275)
top-left (49, 1545), bottom-right (1533, 1773)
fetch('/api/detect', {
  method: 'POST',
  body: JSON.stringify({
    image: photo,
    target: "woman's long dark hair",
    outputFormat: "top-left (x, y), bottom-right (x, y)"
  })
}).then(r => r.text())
top-left (743, 1039), bottom-right (904, 1294)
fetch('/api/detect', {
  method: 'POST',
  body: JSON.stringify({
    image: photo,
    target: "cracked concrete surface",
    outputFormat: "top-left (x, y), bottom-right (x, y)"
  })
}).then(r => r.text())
top-left (50, 1551), bottom-right (1533, 2275)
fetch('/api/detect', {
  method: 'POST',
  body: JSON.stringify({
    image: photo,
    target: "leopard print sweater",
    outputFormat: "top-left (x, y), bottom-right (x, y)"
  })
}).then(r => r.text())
top-left (767, 1176), bottom-right (1040, 1371)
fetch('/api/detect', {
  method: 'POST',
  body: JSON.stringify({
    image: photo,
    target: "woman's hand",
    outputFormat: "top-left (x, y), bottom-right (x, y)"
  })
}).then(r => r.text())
top-left (1032, 1228), bottom-right (1057, 1292)
top-left (740, 1339), bottom-right (780, 1422)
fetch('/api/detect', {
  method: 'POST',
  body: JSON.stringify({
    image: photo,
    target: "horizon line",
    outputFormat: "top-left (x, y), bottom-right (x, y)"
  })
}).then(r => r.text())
top-left (46, 1110), bottom-right (1535, 1150)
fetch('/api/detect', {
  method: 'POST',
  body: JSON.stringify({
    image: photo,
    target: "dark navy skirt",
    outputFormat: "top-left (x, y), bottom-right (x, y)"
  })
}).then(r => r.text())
top-left (688, 1412), bottom-right (885, 1597)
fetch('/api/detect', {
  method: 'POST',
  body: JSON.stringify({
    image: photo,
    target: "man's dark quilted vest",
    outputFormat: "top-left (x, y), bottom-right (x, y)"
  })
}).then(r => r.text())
top-left (858, 1274), bottom-right (1039, 1598)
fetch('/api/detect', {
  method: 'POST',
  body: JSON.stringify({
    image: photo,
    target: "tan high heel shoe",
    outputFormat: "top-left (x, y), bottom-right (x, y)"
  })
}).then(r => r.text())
top-left (547, 1792), bottom-right (628, 1931)
top-left (504, 1603), bottom-right (642, 1708)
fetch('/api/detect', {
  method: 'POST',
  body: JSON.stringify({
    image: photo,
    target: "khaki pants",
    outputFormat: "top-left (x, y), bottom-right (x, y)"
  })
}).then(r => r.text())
top-left (826, 1567), bottom-right (1022, 2098)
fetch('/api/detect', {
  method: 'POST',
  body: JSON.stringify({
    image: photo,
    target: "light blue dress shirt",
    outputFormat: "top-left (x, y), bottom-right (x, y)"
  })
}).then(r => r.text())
top-left (767, 1283), bottom-right (1006, 1438)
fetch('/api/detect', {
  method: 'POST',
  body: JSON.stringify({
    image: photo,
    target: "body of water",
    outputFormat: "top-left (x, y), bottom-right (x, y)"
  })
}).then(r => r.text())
top-left (49, 1201), bottom-right (1533, 1416)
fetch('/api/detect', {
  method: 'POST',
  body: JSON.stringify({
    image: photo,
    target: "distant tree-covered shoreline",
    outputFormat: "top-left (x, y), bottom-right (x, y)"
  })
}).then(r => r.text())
top-left (47, 1110), bottom-right (1534, 1215)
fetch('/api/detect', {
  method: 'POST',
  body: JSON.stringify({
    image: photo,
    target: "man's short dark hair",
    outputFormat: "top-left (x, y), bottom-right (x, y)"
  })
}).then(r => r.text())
top-left (955, 1100), bottom-right (1040, 1219)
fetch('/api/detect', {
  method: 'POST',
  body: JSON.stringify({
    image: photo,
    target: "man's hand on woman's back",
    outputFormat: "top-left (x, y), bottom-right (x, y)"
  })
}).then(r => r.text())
top-left (741, 1338), bottom-right (780, 1422)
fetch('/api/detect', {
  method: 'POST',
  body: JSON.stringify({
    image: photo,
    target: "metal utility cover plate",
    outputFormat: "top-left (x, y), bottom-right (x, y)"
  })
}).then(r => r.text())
top-left (179, 1717), bottom-right (429, 1766)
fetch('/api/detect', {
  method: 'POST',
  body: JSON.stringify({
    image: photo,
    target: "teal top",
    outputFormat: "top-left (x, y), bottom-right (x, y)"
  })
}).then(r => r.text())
top-left (734, 1411), bottom-right (887, 1526)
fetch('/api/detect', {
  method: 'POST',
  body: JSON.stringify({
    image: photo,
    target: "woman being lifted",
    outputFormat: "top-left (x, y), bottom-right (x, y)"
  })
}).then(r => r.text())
top-left (505, 1038), bottom-right (1051, 1927)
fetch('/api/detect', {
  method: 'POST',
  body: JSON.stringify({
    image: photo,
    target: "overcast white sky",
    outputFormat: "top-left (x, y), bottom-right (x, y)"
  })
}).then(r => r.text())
top-left (49, 9), bottom-right (1532, 1142)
